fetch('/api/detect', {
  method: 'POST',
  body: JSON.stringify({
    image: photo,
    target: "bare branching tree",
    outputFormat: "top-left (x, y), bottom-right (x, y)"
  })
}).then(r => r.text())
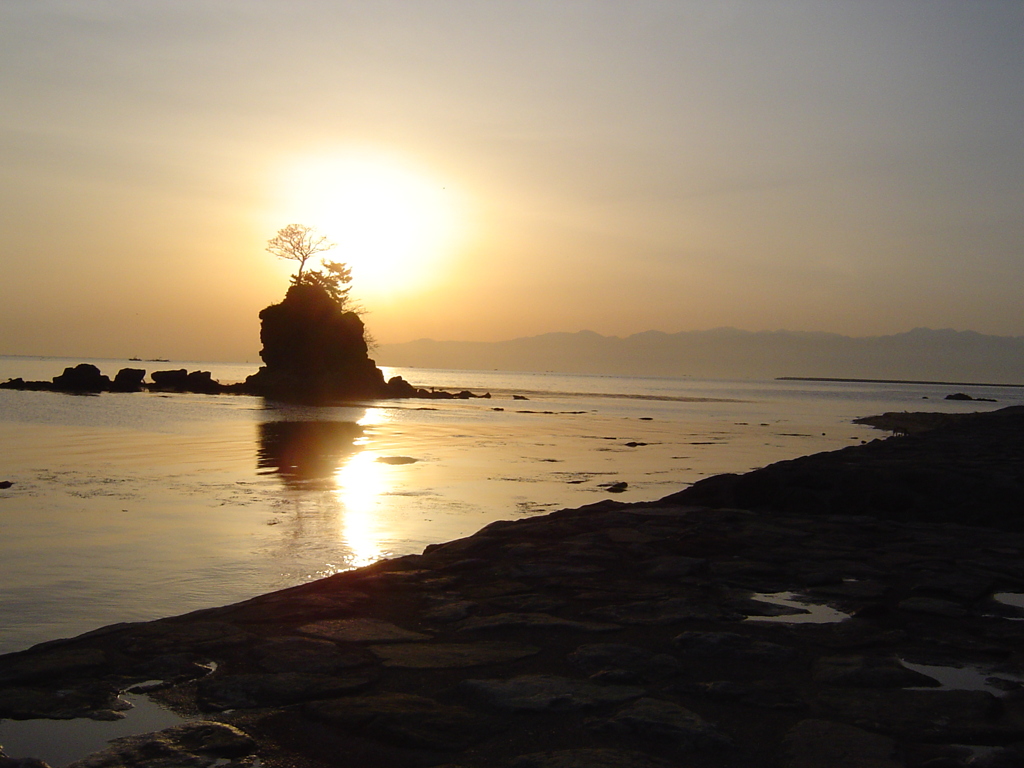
top-left (265, 224), bottom-right (334, 282)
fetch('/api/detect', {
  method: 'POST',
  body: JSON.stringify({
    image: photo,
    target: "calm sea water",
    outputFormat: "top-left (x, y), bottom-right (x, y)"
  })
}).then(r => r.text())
top-left (2, 355), bottom-right (1021, 655)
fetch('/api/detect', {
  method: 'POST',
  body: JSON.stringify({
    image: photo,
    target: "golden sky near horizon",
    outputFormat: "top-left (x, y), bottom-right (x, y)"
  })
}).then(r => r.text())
top-left (1, 1), bottom-right (1023, 361)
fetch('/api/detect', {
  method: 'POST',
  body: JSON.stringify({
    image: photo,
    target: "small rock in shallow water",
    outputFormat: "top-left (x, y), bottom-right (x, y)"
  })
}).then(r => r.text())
top-left (377, 456), bottom-right (418, 464)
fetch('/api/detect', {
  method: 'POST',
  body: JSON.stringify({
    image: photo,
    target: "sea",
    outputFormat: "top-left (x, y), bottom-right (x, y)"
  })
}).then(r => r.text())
top-left (2, 354), bottom-right (1022, 656)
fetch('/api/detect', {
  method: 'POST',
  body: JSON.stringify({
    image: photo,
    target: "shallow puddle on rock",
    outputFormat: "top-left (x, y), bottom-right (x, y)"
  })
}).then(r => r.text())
top-left (0, 692), bottom-right (186, 767)
top-left (900, 659), bottom-right (1024, 695)
top-left (744, 592), bottom-right (850, 624)
top-left (993, 592), bottom-right (1024, 610)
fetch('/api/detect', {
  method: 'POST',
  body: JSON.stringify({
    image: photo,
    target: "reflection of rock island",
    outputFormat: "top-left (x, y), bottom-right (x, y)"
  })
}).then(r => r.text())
top-left (1, 284), bottom-right (488, 403)
top-left (257, 420), bottom-right (363, 487)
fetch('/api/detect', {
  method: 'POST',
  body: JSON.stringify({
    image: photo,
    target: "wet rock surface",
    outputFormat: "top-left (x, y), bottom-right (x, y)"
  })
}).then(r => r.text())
top-left (65, 722), bottom-right (256, 768)
top-left (3, 409), bottom-right (1024, 767)
top-left (669, 405), bottom-right (1024, 530)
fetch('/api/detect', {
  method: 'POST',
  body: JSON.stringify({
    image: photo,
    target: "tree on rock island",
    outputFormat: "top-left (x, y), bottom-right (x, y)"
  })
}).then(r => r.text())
top-left (242, 224), bottom-right (419, 403)
top-left (267, 224), bottom-right (355, 309)
top-left (265, 223), bottom-right (335, 283)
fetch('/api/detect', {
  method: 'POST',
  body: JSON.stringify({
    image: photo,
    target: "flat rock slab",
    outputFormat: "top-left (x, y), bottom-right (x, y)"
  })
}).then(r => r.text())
top-left (590, 598), bottom-right (729, 625)
top-left (589, 697), bottom-right (730, 752)
top-left (368, 641), bottom-right (540, 668)
top-left (813, 656), bottom-right (940, 688)
top-left (211, 590), bottom-right (368, 623)
top-left (117, 621), bottom-right (253, 654)
top-left (509, 749), bottom-right (678, 768)
top-left (65, 723), bottom-right (255, 768)
top-left (460, 674), bottom-right (644, 712)
top-left (197, 672), bottom-right (374, 710)
top-left (0, 648), bottom-right (107, 686)
top-left (0, 685), bottom-right (127, 720)
top-left (455, 613), bottom-right (620, 633)
top-left (485, 594), bottom-right (568, 613)
top-left (897, 597), bottom-right (970, 618)
top-left (304, 692), bottom-right (499, 750)
top-left (697, 680), bottom-right (805, 710)
top-left (672, 631), bottom-right (797, 663)
top-left (297, 618), bottom-right (431, 643)
top-left (567, 643), bottom-right (682, 683)
top-left (254, 636), bottom-right (375, 673)
top-left (783, 719), bottom-right (901, 768)
top-left (815, 689), bottom-right (1006, 741)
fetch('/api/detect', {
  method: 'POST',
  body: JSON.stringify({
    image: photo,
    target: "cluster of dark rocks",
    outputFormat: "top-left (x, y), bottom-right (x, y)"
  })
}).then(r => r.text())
top-left (3, 408), bottom-right (1024, 768)
top-left (0, 361), bottom-right (488, 401)
top-left (0, 363), bottom-right (235, 395)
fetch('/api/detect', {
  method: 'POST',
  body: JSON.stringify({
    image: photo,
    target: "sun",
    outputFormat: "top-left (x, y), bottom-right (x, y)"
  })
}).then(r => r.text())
top-left (274, 151), bottom-right (464, 301)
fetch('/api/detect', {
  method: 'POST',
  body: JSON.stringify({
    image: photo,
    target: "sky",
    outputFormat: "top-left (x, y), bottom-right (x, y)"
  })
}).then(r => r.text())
top-left (1, 1), bottom-right (1022, 361)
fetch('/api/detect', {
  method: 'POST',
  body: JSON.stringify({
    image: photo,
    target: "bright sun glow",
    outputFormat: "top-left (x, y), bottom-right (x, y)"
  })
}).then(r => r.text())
top-left (276, 151), bottom-right (465, 300)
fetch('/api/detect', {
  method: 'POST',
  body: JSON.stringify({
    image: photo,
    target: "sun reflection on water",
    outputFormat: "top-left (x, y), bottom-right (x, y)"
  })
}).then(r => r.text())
top-left (335, 451), bottom-right (388, 568)
top-left (356, 407), bottom-right (392, 428)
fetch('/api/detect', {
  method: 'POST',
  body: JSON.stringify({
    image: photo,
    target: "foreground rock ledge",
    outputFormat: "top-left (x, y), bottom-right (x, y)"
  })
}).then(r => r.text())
top-left (3, 409), bottom-right (1024, 768)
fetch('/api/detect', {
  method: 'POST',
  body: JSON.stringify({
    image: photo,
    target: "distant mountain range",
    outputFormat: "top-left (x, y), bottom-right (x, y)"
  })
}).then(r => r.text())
top-left (375, 328), bottom-right (1024, 384)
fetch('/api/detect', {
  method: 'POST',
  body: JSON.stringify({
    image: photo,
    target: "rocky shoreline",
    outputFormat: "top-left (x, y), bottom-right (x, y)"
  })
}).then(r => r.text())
top-left (2, 408), bottom-right (1024, 768)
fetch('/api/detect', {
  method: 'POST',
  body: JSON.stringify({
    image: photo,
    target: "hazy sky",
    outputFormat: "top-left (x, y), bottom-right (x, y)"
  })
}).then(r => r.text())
top-left (2, 1), bottom-right (1022, 360)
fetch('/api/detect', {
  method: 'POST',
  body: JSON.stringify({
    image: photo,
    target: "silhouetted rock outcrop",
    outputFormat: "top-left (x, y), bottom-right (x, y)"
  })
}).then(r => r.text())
top-left (239, 283), bottom-right (487, 403)
top-left (150, 369), bottom-right (224, 394)
top-left (51, 363), bottom-right (110, 393)
top-left (111, 368), bottom-right (146, 392)
top-left (184, 370), bottom-right (222, 394)
top-left (239, 284), bottom-right (388, 402)
top-left (150, 369), bottom-right (189, 390)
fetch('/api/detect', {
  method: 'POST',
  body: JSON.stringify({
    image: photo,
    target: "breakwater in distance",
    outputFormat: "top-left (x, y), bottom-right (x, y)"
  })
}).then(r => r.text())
top-left (779, 376), bottom-right (1024, 388)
